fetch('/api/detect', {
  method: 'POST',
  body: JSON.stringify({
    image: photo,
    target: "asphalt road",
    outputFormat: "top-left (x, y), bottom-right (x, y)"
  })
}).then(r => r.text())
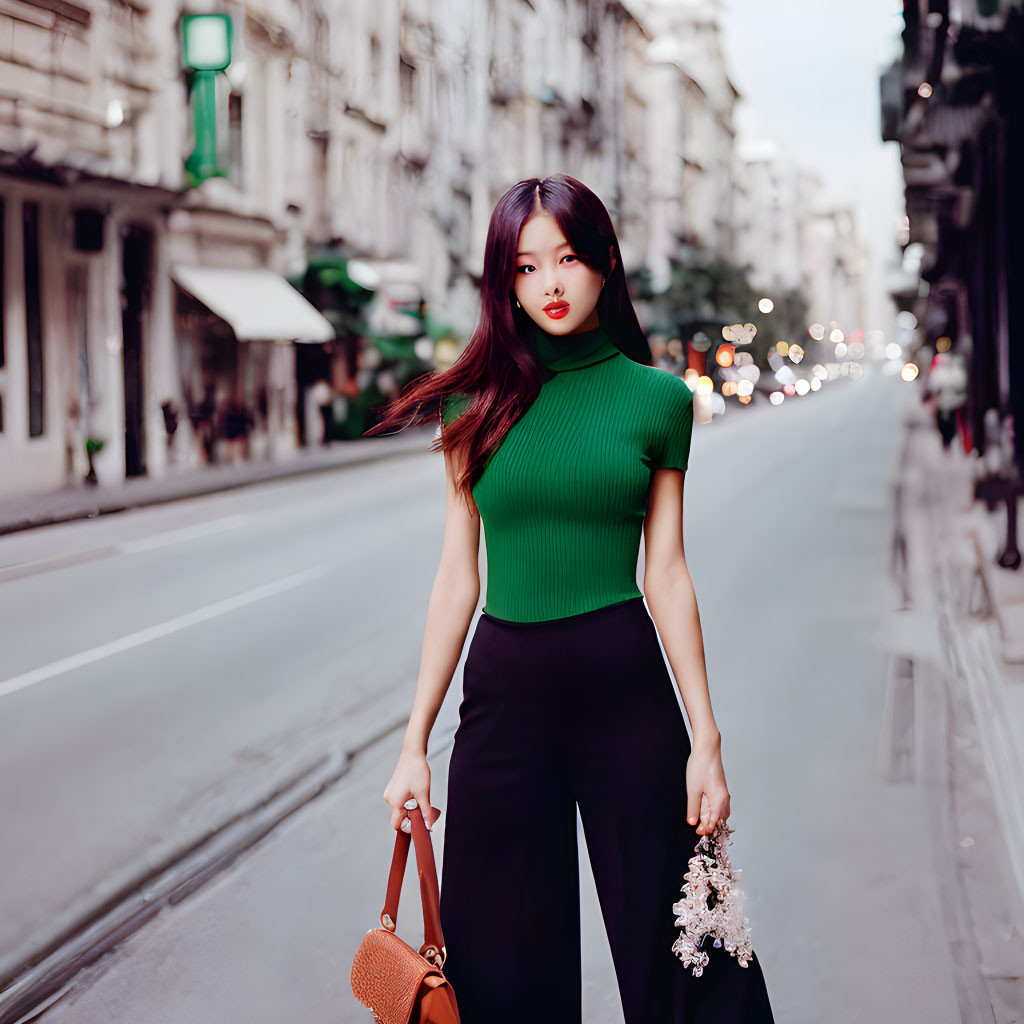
top-left (0, 367), bottom-right (972, 1022)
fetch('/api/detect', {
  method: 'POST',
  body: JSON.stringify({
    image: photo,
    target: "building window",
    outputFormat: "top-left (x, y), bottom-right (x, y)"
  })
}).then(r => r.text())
top-left (0, 195), bottom-right (5, 373)
top-left (1, 194), bottom-right (5, 434)
top-left (369, 34), bottom-right (380, 97)
top-left (23, 200), bottom-right (43, 438)
top-left (228, 90), bottom-right (243, 186)
top-left (212, 72), bottom-right (244, 187)
top-left (400, 55), bottom-right (416, 106)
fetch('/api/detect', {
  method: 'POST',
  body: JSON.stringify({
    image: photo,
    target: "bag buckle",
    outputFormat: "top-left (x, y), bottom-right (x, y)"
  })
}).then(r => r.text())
top-left (420, 943), bottom-right (447, 970)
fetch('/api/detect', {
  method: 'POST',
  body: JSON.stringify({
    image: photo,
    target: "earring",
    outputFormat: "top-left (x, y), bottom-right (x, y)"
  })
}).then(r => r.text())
top-left (515, 299), bottom-right (521, 308)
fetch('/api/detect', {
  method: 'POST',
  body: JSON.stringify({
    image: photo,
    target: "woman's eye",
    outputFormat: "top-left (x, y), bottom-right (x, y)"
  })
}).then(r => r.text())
top-left (517, 256), bottom-right (578, 274)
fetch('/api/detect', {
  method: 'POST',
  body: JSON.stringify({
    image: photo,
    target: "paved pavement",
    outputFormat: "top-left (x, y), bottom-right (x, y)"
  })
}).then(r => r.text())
top-left (897, 394), bottom-right (1024, 1021)
top-left (0, 428), bottom-right (437, 537)
top-left (902, 398), bottom-right (1024, 907)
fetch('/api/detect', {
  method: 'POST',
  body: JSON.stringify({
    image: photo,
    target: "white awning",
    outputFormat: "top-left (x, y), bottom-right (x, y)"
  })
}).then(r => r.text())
top-left (172, 265), bottom-right (334, 343)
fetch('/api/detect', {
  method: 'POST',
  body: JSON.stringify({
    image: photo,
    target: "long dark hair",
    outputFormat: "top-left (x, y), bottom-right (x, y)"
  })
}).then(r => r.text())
top-left (363, 173), bottom-right (652, 500)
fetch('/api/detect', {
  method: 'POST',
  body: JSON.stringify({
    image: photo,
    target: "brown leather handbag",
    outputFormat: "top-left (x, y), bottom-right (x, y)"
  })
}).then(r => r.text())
top-left (350, 799), bottom-right (461, 1023)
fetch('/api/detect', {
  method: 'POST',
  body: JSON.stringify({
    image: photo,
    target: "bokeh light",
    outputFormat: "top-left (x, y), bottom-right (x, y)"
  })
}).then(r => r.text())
top-left (723, 323), bottom-right (757, 344)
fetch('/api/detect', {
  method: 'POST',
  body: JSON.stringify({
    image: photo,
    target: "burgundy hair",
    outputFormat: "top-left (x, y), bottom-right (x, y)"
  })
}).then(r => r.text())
top-left (362, 173), bottom-right (652, 500)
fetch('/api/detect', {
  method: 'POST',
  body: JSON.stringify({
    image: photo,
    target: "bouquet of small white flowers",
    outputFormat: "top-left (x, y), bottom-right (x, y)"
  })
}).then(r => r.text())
top-left (671, 818), bottom-right (754, 976)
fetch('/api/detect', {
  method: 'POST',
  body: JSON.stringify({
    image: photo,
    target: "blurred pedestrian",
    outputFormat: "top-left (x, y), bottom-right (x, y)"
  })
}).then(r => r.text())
top-left (310, 378), bottom-right (333, 445)
top-left (923, 351), bottom-right (968, 450)
top-left (365, 174), bottom-right (775, 1023)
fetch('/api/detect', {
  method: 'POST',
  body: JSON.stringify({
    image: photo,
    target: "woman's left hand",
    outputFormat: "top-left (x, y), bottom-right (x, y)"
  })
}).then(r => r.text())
top-left (686, 736), bottom-right (731, 836)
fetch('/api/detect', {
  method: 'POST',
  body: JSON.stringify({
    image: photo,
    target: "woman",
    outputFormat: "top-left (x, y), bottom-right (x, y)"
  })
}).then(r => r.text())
top-left (366, 174), bottom-right (775, 1023)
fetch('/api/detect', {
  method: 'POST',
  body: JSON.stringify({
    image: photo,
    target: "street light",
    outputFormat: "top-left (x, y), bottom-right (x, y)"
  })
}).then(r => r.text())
top-left (180, 13), bottom-right (233, 187)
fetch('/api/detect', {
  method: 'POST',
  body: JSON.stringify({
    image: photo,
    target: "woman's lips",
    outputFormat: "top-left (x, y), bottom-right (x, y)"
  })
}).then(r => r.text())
top-left (544, 304), bottom-right (569, 319)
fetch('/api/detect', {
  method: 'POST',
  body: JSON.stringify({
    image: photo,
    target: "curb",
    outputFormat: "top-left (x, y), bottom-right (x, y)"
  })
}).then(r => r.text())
top-left (0, 752), bottom-right (346, 1024)
top-left (0, 703), bottom-right (428, 1024)
top-left (0, 702), bottom-right (426, 1024)
top-left (0, 429), bottom-right (437, 538)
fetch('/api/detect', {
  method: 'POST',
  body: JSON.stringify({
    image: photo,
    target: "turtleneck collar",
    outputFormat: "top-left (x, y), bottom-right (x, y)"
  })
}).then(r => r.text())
top-left (530, 321), bottom-right (621, 373)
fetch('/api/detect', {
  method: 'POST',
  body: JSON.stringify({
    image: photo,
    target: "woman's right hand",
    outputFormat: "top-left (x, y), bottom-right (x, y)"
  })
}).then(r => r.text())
top-left (383, 748), bottom-right (441, 832)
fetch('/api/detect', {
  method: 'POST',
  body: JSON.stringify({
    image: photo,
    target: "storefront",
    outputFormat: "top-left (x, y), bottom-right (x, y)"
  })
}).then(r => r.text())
top-left (171, 265), bottom-right (334, 464)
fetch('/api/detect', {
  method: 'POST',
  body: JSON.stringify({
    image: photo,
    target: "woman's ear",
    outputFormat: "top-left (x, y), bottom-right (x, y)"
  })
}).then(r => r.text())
top-left (608, 245), bottom-right (617, 276)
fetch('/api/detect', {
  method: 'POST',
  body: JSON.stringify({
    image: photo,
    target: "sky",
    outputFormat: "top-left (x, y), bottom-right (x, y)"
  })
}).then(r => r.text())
top-left (717, 0), bottom-right (907, 329)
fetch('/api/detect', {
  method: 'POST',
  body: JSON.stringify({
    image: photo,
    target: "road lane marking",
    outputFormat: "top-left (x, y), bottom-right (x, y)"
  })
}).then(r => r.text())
top-left (0, 563), bottom-right (331, 699)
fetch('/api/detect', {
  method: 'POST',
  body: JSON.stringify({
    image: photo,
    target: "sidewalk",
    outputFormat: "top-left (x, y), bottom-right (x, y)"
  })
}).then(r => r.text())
top-left (901, 396), bottom-right (1024, 913)
top-left (0, 428), bottom-right (437, 537)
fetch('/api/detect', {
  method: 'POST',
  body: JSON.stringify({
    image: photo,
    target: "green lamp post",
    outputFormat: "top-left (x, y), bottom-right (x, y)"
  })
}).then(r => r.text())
top-left (180, 13), bottom-right (233, 187)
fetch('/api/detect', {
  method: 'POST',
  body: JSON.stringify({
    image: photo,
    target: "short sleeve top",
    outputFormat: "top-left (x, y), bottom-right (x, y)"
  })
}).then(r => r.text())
top-left (441, 322), bottom-right (693, 622)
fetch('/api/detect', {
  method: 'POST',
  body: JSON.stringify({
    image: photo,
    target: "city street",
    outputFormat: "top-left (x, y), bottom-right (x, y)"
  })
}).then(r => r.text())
top-left (2, 0), bottom-right (1023, 1019)
top-left (0, 369), bottom-right (1000, 1022)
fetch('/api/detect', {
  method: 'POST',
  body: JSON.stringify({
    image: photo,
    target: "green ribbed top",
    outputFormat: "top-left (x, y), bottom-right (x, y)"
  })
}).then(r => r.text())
top-left (442, 321), bottom-right (694, 622)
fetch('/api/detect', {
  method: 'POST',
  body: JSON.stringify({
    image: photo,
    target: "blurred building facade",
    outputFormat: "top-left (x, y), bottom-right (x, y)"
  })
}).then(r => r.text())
top-left (0, 0), bottom-right (337, 497)
top-left (734, 140), bottom-right (866, 342)
top-left (629, 0), bottom-right (740, 268)
top-left (0, 0), bottom-right (867, 500)
top-left (883, 0), bottom-right (1024, 461)
top-left (801, 207), bottom-right (867, 338)
top-left (733, 141), bottom-right (808, 300)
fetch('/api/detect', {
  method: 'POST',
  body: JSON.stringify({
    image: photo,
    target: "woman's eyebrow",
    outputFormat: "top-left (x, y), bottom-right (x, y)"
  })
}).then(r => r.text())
top-left (516, 243), bottom-right (572, 257)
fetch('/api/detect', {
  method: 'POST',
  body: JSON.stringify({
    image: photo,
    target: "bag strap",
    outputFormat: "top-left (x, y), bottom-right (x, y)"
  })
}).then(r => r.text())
top-left (379, 802), bottom-right (446, 967)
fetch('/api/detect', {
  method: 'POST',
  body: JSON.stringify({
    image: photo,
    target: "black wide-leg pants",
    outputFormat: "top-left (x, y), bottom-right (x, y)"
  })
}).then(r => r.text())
top-left (439, 596), bottom-right (775, 1023)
